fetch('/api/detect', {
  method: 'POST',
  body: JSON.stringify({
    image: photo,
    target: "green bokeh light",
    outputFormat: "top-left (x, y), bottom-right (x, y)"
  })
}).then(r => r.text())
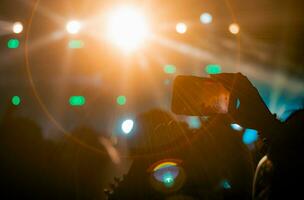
top-left (68, 40), bottom-right (84, 49)
top-left (163, 173), bottom-right (175, 188)
top-left (11, 96), bottom-right (21, 106)
top-left (164, 64), bottom-right (176, 74)
top-left (69, 96), bottom-right (86, 106)
top-left (7, 39), bottom-right (20, 49)
top-left (205, 64), bottom-right (221, 74)
top-left (117, 95), bottom-right (127, 105)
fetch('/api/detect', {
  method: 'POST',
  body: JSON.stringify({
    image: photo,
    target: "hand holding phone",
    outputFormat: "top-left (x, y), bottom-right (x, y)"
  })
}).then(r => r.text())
top-left (171, 73), bottom-right (276, 133)
top-left (210, 73), bottom-right (278, 134)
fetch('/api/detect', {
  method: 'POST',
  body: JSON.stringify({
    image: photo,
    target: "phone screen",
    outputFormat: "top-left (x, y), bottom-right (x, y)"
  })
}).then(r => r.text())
top-left (171, 76), bottom-right (230, 116)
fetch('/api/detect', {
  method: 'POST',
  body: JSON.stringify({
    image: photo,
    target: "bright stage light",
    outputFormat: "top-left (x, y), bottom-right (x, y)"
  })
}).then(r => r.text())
top-left (200, 13), bottom-right (212, 24)
top-left (66, 20), bottom-right (81, 34)
top-left (229, 23), bottom-right (240, 35)
top-left (121, 119), bottom-right (134, 134)
top-left (12, 22), bottom-right (23, 34)
top-left (176, 22), bottom-right (187, 34)
top-left (106, 6), bottom-right (149, 52)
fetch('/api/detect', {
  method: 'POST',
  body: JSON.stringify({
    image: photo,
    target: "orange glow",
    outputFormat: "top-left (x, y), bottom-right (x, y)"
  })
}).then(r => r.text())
top-left (106, 6), bottom-right (149, 52)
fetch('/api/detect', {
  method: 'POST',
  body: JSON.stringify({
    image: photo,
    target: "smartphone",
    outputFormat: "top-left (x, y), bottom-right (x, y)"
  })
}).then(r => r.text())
top-left (171, 75), bottom-right (230, 116)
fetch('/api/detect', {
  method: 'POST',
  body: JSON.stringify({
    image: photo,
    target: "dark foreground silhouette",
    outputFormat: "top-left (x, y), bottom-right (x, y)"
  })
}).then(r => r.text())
top-left (0, 73), bottom-right (303, 200)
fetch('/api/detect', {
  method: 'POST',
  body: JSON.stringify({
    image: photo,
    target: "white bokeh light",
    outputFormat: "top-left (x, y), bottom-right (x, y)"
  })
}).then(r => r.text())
top-left (230, 123), bottom-right (243, 131)
top-left (200, 13), bottom-right (212, 24)
top-left (12, 22), bottom-right (23, 34)
top-left (176, 22), bottom-right (187, 34)
top-left (121, 119), bottom-right (134, 134)
top-left (229, 23), bottom-right (240, 35)
top-left (66, 20), bottom-right (81, 34)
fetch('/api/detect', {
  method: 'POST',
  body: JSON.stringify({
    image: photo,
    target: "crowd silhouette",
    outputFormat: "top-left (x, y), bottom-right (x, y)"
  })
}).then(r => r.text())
top-left (0, 106), bottom-right (113, 199)
top-left (0, 73), bottom-right (303, 200)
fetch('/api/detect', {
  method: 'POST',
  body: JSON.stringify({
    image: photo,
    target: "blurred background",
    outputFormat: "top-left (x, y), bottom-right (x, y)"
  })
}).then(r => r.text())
top-left (1, 0), bottom-right (303, 135)
top-left (1, 0), bottom-right (304, 134)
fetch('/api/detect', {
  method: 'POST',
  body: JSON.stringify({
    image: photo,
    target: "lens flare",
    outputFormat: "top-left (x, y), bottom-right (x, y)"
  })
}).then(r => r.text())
top-left (66, 20), bottom-right (81, 34)
top-left (149, 160), bottom-right (185, 192)
top-left (106, 6), bottom-right (149, 52)
top-left (163, 173), bottom-right (175, 187)
top-left (153, 162), bottom-right (178, 172)
top-left (153, 162), bottom-right (179, 188)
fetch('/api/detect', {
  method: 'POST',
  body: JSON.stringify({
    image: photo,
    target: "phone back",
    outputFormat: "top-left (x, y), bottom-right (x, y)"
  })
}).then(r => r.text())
top-left (171, 75), bottom-right (230, 116)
